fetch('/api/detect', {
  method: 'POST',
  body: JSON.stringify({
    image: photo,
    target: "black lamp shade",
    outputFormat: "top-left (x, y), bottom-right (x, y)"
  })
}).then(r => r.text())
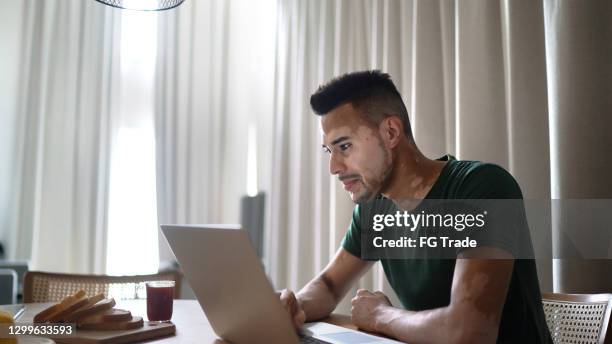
top-left (94, 0), bottom-right (186, 11)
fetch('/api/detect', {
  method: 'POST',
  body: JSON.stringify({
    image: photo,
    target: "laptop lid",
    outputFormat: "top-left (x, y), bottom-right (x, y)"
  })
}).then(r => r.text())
top-left (160, 224), bottom-right (299, 344)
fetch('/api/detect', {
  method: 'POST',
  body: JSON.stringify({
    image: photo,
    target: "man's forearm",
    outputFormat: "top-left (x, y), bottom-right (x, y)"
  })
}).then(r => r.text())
top-left (375, 305), bottom-right (498, 344)
top-left (296, 276), bottom-right (339, 321)
top-left (375, 306), bottom-right (455, 343)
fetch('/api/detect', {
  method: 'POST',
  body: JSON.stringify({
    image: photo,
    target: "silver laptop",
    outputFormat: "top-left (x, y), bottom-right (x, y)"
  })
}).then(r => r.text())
top-left (160, 224), bottom-right (402, 344)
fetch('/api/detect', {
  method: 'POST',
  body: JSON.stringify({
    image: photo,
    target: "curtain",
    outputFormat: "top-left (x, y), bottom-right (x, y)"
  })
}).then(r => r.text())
top-left (0, 1), bottom-right (24, 259)
top-left (1, 0), bottom-right (120, 273)
top-left (543, 0), bottom-right (612, 293)
top-left (154, 0), bottom-right (277, 262)
top-left (268, 0), bottom-right (560, 312)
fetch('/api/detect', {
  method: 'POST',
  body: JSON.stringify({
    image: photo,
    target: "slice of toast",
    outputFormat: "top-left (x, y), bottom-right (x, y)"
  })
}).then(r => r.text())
top-left (34, 290), bottom-right (86, 323)
top-left (33, 303), bottom-right (62, 323)
top-left (63, 293), bottom-right (105, 322)
top-left (70, 298), bottom-right (116, 325)
top-left (79, 309), bottom-right (132, 325)
top-left (47, 296), bottom-right (90, 322)
top-left (78, 316), bottom-right (144, 331)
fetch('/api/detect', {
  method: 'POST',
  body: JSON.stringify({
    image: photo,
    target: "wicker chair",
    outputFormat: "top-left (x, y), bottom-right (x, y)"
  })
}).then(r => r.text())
top-left (23, 271), bottom-right (181, 303)
top-left (542, 293), bottom-right (612, 344)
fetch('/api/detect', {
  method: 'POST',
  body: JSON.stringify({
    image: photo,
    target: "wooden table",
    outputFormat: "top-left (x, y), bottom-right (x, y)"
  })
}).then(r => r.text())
top-left (3, 300), bottom-right (358, 343)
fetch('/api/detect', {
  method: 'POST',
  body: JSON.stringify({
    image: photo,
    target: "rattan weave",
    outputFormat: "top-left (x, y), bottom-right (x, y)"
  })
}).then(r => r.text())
top-left (24, 271), bottom-right (180, 303)
top-left (543, 294), bottom-right (612, 344)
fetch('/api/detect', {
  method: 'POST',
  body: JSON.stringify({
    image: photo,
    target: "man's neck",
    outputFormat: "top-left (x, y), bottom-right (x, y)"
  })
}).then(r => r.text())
top-left (380, 140), bottom-right (447, 202)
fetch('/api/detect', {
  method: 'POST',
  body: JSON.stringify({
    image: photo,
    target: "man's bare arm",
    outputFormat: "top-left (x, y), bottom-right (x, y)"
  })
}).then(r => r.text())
top-left (279, 247), bottom-right (373, 328)
top-left (297, 248), bottom-right (373, 321)
top-left (352, 247), bottom-right (513, 344)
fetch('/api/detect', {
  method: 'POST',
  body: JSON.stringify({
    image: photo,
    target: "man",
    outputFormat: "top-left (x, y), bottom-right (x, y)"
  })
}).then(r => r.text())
top-left (279, 71), bottom-right (552, 343)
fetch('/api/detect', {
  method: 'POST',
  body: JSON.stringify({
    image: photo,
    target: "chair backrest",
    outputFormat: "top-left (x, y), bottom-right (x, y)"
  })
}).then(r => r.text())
top-left (23, 271), bottom-right (181, 303)
top-left (542, 292), bottom-right (612, 344)
top-left (0, 260), bottom-right (30, 302)
top-left (0, 269), bottom-right (17, 304)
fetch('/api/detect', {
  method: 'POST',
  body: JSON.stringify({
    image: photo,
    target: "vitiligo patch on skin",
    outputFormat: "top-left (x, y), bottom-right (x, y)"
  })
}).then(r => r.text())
top-left (455, 261), bottom-right (512, 327)
top-left (409, 176), bottom-right (424, 189)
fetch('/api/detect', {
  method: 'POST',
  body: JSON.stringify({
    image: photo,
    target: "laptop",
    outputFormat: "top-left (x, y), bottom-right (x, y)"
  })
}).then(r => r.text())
top-left (160, 224), bottom-right (402, 344)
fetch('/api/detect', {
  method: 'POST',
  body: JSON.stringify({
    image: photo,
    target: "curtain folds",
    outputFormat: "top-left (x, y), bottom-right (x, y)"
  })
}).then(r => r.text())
top-left (154, 0), bottom-right (277, 262)
top-left (3, 0), bottom-right (120, 273)
top-left (543, 0), bottom-right (612, 293)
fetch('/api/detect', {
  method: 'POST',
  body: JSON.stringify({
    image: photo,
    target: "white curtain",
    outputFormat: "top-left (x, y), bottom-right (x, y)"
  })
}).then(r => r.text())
top-left (0, 1), bottom-right (24, 260)
top-left (267, 0), bottom-right (557, 312)
top-left (543, 0), bottom-right (612, 293)
top-left (0, 0), bottom-right (121, 273)
top-left (154, 0), bottom-right (277, 262)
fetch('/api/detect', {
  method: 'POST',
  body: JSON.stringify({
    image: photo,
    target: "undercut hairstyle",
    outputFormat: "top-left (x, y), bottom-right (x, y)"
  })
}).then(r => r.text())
top-left (310, 70), bottom-right (412, 139)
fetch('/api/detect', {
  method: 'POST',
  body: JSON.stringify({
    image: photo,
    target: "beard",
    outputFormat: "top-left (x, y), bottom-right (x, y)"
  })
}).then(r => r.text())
top-left (353, 185), bottom-right (376, 204)
top-left (345, 144), bottom-right (393, 204)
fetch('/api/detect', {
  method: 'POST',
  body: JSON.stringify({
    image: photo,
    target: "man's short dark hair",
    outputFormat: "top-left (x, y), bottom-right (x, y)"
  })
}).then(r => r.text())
top-left (310, 70), bottom-right (412, 138)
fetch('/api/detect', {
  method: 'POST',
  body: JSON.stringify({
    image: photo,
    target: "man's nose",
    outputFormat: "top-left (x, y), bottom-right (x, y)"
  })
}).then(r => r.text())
top-left (329, 152), bottom-right (346, 175)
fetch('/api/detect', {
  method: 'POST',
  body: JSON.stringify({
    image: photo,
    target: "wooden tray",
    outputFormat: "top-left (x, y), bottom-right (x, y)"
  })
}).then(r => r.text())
top-left (51, 321), bottom-right (175, 344)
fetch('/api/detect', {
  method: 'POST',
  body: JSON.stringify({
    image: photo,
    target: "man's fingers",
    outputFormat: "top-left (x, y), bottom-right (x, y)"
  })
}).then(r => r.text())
top-left (280, 288), bottom-right (305, 327)
top-left (295, 309), bottom-right (306, 322)
top-left (356, 288), bottom-right (370, 296)
top-left (356, 288), bottom-right (367, 294)
top-left (374, 291), bottom-right (388, 299)
top-left (280, 289), bottom-right (291, 300)
top-left (373, 291), bottom-right (392, 305)
top-left (353, 288), bottom-right (373, 304)
top-left (293, 309), bottom-right (306, 329)
top-left (351, 294), bottom-right (361, 305)
top-left (279, 289), bottom-right (296, 313)
top-left (279, 295), bottom-right (289, 308)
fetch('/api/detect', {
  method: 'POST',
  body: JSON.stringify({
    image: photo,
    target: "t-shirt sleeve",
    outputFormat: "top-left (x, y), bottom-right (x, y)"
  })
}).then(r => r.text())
top-left (460, 163), bottom-right (523, 199)
top-left (341, 205), bottom-right (362, 258)
top-left (457, 163), bottom-right (530, 257)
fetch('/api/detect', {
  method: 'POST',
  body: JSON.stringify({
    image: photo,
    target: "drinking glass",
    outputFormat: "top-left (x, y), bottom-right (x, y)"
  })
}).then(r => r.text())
top-left (146, 280), bottom-right (175, 323)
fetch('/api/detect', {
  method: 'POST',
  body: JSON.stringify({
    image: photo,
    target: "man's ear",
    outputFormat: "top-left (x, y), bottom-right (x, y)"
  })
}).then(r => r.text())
top-left (379, 116), bottom-right (403, 149)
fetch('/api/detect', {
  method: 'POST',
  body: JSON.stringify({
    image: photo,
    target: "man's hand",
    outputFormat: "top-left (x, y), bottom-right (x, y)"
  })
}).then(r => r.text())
top-left (278, 289), bottom-right (306, 331)
top-left (350, 289), bottom-right (393, 333)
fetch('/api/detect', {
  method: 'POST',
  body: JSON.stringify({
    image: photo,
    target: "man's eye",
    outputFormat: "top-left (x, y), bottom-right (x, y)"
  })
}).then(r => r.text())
top-left (323, 147), bottom-right (331, 154)
top-left (339, 143), bottom-right (351, 151)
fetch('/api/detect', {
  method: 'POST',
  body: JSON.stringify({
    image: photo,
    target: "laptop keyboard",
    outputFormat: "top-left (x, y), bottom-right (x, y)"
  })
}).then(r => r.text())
top-left (300, 335), bottom-right (332, 344)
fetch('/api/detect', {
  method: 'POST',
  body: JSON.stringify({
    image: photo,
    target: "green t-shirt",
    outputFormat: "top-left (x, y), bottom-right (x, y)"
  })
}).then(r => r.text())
top-left (341, 155), bottom-right (552, 343)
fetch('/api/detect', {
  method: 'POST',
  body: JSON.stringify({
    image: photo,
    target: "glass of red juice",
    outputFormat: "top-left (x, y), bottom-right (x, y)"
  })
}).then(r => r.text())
top-left (146, 280), bottom-right (175, 323)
